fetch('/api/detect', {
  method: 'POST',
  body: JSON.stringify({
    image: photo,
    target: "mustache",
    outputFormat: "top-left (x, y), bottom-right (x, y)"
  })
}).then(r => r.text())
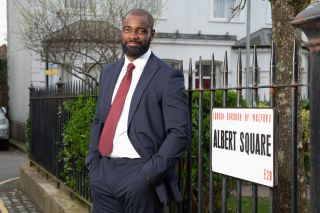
top-left (125, 40), bottom-right (142, 45)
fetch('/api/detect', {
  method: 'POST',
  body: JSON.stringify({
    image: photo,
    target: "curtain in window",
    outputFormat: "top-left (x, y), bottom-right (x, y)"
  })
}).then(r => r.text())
top-left (214, 0), bottom-right (235, 18)
top-left (145, 0), bottom-right (160, 13)
top-left (64, 0), bottom-right (95, 9)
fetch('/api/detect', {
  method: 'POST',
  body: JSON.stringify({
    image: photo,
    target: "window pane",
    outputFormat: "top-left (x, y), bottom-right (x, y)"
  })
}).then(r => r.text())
top-left (141, 0), bottom-right (161, 14)
top-left (214, 0), bottom-right (235, 18)
top-left (195, 61), bottom-right (212, 77)
top-left (64, 0), bottom-right (95, 10)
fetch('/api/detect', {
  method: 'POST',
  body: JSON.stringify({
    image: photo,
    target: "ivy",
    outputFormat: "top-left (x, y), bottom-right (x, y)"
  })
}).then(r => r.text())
top-left (59, 95), bottom-right (96, 189)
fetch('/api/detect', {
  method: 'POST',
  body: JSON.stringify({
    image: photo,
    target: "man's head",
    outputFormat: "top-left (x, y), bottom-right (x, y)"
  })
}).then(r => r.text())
top-left (121, 9), bottom-right (155, 61)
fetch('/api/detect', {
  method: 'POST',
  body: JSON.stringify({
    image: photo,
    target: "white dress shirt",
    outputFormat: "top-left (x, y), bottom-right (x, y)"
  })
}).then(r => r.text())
top-left (109, 49), bottom-right (152, 158)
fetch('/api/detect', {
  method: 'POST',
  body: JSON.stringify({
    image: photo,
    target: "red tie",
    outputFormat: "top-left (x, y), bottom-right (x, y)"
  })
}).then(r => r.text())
top-left (98, 63), bottom-right (135, 157)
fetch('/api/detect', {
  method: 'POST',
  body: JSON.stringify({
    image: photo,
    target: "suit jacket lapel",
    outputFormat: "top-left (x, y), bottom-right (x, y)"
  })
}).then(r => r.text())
top-left (100, 59), bottom-right (124, 120)
top-left (128, 53), bottom-right (159, 126)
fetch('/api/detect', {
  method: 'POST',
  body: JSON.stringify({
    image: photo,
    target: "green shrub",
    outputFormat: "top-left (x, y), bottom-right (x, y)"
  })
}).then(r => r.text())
top-left (301, 108), bottom-right (310, 181)
top-left (184, 90), bottom-right (246, 212)
top-left (59, 96), bottom-right (96, 189)
top-left (301, 99), bottom-right (310, 110)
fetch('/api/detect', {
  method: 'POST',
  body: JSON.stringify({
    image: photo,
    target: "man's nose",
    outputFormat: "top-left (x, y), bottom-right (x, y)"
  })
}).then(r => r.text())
top-left (127, 30), bottom-right (139, 39)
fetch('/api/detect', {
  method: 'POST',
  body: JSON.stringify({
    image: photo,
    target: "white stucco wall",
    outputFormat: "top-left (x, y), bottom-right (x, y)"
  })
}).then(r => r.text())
top-left (6, 0), bottom-right (309, 140)
top-left (7, 0), bottom-right (31, 126)
top-left (156, 0), bottom-right (272, 40)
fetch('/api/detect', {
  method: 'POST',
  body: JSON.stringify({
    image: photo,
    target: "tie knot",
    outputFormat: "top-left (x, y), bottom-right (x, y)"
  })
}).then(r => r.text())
top-left (127, 63), bottom-right (135, 73)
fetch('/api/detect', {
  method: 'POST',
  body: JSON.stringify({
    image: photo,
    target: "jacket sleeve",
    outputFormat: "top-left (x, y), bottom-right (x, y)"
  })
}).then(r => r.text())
top-left (142, 68), bottom-right (190, 186)
top-left (85, 70), bottom-right (104, 166)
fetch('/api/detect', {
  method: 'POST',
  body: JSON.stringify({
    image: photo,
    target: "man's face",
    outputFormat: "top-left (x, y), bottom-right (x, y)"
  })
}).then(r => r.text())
top-left (121, 14), bottom-right (155, 61)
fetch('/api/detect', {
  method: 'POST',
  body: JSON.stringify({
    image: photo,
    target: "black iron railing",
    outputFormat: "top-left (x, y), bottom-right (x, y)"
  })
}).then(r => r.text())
top-left (29, 41), bottom-right (308, 213)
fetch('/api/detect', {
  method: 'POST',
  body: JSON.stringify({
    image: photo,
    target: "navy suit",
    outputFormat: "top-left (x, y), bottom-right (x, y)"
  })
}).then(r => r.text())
top-left (86, 53), bottom-right (190, 212)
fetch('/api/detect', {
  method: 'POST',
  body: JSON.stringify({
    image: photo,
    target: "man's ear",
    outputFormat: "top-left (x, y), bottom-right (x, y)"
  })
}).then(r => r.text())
top-left (151, 29), bottom-right (156, 39)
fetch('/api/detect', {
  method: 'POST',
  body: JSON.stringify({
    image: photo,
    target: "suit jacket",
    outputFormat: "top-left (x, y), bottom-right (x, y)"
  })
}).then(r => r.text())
top-left (86, 53), bottom-right (190, 202)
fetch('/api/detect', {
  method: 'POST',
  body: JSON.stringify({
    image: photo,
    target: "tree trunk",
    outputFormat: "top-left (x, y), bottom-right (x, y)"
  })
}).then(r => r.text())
top-left (271, 0), bottom-right (309, 212)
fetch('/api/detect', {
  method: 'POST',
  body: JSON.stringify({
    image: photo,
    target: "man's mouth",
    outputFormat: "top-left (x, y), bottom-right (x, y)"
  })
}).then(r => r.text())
top-left (126, 41), bottom-right (141, 47)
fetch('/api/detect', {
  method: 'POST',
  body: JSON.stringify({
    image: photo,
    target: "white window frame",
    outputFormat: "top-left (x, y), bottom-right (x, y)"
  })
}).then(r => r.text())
top-left (162, 59), bottom-right (182, 70)
top-left (209, 0), bottom-right (244, 23)
top-left (265, 1), bottom-right (272, 25)
top-left (60, 0), bottom-right (96, 13)
top-left (195, 60), bottom-right (223, 88)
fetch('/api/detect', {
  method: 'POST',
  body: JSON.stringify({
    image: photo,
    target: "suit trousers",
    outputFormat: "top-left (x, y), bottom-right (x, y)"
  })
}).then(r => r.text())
top-left (90, 157), bottom-right (163, 213)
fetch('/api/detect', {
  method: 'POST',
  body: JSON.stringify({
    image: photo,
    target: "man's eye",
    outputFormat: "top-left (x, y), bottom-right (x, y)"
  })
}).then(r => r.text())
top-left (123, 28), bottom-right (131, 33)
top-left (137, 29), bottom-right (147, 35)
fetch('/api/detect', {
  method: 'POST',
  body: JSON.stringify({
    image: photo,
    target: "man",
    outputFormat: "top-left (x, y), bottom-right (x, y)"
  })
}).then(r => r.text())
top-left (85, 8), bottom-right (190, 213)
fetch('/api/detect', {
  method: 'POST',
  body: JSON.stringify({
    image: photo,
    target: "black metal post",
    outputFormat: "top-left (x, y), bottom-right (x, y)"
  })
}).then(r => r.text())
top-left (56, 78), bottom-right (65, 94)
top-left (45, 48), bottom-right (49, 88)
top-left (292, 3), bottom-right (320, 212)
top-left (209, 53), bottom-right (216, 213)
top-left (236, 49), bottom-right (242, 213)
top-left (197, 56), bottom-right (203, 213)
top-left (187, 58), bottom-right (193, 213)
top-left (178, 61), bottom-right (183, 213)
top-left (291, 37), bottom-right (299, 213)
top-left (222, 51), bottom-right (228, 213)
top-left (28, 84), bottom-right (35, 159)
top-left (269, 42), bottom-right (276, 213)
top-left (252, 45), bottom-right (258, 107)
top-left (252, 46), bottom-right (259, 213)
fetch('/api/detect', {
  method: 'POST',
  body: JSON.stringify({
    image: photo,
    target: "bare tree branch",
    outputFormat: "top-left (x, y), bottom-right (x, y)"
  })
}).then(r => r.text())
top-left (15, 0), bottom-right (165, 85)
top-left (228, 0), bottom-right (246, 21)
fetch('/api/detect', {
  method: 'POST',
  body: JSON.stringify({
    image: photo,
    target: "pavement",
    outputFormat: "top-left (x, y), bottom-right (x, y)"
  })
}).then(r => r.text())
top-left (0, 178), bottom-right (41, 213)
top-left (0, 140), bottom-right (41, 213)
top-left (8, 139), bottom-right (90, 213)
top-left (9, 139), bottom-right (27, 155)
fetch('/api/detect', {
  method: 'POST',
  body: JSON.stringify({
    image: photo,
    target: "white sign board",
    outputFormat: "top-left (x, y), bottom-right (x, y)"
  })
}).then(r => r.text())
top-left (211, 108), bottom-right (276, 187)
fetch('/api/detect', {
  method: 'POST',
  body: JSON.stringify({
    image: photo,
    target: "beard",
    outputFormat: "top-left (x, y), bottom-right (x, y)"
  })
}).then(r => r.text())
top-left (122, 38), bottom-right (151, 59)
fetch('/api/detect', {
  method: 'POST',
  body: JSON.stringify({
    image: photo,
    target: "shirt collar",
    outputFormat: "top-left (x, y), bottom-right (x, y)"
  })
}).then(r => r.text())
top-left (124, 49), bottom-right (152, 68)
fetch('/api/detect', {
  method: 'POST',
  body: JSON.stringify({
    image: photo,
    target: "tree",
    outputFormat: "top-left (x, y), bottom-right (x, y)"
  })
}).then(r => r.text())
top-left (270, 1), bottom-right (311, 212)
top-left (231, 0), bottom-right (312, 211)
top-left (15, 0), bottom-right (164, 86)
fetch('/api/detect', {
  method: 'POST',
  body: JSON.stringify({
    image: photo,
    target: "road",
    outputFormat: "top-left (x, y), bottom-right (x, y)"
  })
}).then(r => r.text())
top-left (0, 146), bottom-right (41, 213)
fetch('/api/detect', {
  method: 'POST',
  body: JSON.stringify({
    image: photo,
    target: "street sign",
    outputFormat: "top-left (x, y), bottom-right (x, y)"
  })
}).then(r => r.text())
top-left (46, 69), bottom-right (58, 75)
top-left (212, 108), bottom-right (277, 187)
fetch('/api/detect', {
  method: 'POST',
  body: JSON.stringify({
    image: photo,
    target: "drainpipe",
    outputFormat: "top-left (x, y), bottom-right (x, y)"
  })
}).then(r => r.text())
top-left (292, 2), bottom-right (320, 212)
top-left (245, 0), bottom-right (251, 104)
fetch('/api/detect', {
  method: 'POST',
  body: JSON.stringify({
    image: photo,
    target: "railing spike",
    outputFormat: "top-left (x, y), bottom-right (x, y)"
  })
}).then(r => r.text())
top-left (252, 45), bottom-right (259, 107)
top-left (210, 53), bottom-right (215, 90)
top-left (188, 58), bottom-right (193, 90)
top-left (270, 42), bottom-right (276, 107)
top-left (223, 51), bottom-right (228, 89)
top-left (237, 48), bottom-right (242, 88)
top-left (199, 56), bottom-right (203, 90)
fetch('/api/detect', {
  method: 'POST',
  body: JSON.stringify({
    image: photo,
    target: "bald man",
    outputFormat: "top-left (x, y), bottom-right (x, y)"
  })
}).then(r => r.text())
top-left (86, 9), bottom-right (190, 213)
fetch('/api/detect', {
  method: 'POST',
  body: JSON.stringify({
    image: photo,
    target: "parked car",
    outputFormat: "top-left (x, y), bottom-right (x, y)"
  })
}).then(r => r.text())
top-left (0, 106), bottom-right (9, 150)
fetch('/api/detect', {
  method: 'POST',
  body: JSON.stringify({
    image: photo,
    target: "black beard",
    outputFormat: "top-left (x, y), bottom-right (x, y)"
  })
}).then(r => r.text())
top-left (122, 39), bottom-right (151, 59)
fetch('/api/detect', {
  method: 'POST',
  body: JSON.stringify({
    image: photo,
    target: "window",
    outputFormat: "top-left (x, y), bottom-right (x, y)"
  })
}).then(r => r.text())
top-left (134, 0), bottom-right (167, 19)
top-left (162, 59), bottom-right (182, 70)
top-left (195, 60), bottom-right (223, 89)
top-left (146, 0), bottom-right (161, 11)
top-left (265, 1), bottom-right (272, 25)
top-left (61, 0), bottom-right (96, 13)
top-left (210, 0), bottom-right (242, 21)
